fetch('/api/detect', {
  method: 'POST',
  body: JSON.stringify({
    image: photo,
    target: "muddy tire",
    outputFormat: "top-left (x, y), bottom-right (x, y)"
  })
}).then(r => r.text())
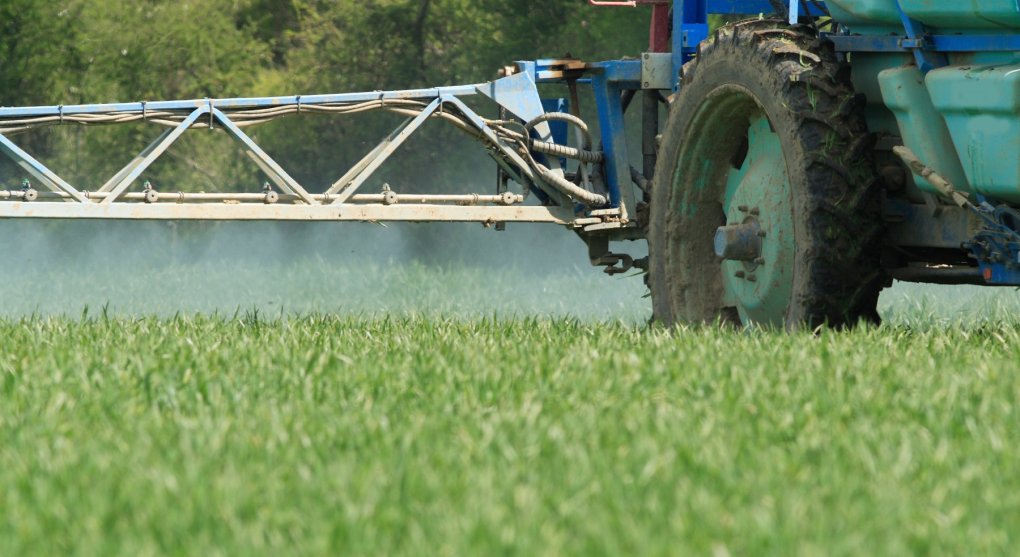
top-left (648, 21), bottom-right (885, 329)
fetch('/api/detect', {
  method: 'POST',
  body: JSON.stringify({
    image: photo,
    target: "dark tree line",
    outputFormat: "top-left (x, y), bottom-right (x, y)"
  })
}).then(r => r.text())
top-left (0, 1), bottom-right (648, 195)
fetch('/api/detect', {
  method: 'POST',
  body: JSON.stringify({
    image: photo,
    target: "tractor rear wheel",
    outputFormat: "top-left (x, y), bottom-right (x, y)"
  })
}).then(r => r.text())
top-left (648, 21), bottom-right (885, 329)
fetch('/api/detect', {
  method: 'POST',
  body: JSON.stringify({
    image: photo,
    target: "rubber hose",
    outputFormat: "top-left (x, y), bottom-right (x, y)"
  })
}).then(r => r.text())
top-left (523, 112), bottom-right (593, 152)
top-left (534, 162), bottom-right (607, 207)
top-left (528, 140), bottom-right (604, 163)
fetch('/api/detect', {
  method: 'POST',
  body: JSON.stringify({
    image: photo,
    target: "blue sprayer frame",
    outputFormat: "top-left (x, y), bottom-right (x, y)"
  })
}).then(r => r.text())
top-left (565, 0), bottom-right (1020, 212)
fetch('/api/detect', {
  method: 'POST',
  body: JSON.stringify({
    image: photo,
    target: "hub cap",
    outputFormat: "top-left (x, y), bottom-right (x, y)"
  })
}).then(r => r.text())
top-left (718, 115), bottom-right (795, 326)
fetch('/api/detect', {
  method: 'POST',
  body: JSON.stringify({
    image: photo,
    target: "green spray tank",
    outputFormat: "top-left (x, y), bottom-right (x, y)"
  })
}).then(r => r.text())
top-left (819, 0), bottom-right (1020, 205)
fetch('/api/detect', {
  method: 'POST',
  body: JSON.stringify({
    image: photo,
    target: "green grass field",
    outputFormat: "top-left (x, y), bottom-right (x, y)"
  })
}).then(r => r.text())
top-left (3, 223), bottom-right (1020, 555)
top-left (3, 311), bottom-right (1020, 555)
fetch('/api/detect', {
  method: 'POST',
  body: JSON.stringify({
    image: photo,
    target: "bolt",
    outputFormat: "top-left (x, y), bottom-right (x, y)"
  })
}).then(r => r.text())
top-left (714, 222), bottom-right (763, 261)
top-left (754, 257), bottom-right (765, 265)
top-left (750, 207), bottom-right (760, 216)
top-left (746, 274), bottom-right (758, 282)
top-left (735, 271), bottom-right (746, 279)
top-left (757, 230), bottom-right (767, 238)
top-left (880, 165), bottom-right (906, 190)
top-left (643, 82), bottom-right (650, 88)
top-left (737, 205), bottom-right (749, 212)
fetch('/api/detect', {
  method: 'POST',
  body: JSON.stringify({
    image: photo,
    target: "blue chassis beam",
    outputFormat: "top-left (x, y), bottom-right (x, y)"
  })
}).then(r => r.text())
top-left (825, 33), bottom-right (1020, 53)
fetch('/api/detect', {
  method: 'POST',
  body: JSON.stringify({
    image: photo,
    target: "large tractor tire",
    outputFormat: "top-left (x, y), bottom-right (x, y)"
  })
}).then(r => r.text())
top-left (648, 21), bottom-right (885, 329)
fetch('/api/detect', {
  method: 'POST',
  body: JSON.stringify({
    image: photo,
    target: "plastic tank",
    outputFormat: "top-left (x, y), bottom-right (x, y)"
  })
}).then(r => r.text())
top-left (826, 0), bottom-right (1020, 32)
top-left (927, 63), bottom-right (1020, 202)
top-left (824, 0), bottom-right (899, 32)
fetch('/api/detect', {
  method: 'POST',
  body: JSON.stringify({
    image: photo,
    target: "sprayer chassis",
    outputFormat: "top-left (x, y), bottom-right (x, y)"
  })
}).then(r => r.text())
top-left (5, 0), bottom-right (1020, 285)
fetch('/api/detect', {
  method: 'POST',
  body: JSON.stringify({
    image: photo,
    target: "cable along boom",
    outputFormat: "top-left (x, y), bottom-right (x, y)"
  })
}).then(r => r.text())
top-left (0, 74), bottom-right (619, 229)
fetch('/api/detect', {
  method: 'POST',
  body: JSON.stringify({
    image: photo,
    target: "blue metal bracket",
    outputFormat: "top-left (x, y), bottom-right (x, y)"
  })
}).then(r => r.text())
top-left (481, 69), bottom-right (560, 142)
top-left (591, 71), bottom-right (632, 210)
top-left (959, 196), bottom-right (1020, 286)
top-left (586, 60), bottom-right (642, 86)
top-left (826, 33), bottom-right (1020, 54)
top-left (705, 0), bottom-right (824, 16)
top-left (894, 1), bottom-right (947, 73)
top-left (673, 1), bottom-right (708, 91)
top-left (669, 1), bottom-right (830, 91)
top-left (540, 98), bottom-right (570, 169)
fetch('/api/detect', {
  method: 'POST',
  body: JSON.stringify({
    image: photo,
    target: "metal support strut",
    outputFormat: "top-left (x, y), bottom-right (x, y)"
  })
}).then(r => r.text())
top-left (0, 75), bottom-right (623, 230)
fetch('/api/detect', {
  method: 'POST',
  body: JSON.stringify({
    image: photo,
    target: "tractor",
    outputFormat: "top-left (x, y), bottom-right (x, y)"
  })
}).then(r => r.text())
top-left (2, 1), bottom-right (1020, 328)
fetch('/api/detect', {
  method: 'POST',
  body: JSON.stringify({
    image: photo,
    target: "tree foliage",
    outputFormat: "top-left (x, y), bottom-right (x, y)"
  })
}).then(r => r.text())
top-left (0, 0), bottom-right (648, 193)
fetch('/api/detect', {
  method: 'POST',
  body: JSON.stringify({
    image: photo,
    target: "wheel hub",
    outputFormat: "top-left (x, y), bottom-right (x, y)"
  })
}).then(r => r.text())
top-left (718, 115), bottom-right (796, 327)
top-left (714, 219), bottom-right (763, 262)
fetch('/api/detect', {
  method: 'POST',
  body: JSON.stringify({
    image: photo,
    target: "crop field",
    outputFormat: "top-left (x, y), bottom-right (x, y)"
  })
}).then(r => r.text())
top-left (3, 223), bottom-right (1020, 555)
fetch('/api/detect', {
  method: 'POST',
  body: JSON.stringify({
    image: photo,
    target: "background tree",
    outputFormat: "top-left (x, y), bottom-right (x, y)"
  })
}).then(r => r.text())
top-left (0, 0), bottom-right (649, 196)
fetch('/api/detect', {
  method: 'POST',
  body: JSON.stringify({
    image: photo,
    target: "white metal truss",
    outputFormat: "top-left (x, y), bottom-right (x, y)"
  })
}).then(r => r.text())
top-left (0, 74), bottom-right (623, 230)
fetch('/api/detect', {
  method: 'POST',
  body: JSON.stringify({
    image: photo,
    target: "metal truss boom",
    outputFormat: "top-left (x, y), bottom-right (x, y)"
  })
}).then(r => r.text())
top-left (0, 77), bottom-right (623, 231)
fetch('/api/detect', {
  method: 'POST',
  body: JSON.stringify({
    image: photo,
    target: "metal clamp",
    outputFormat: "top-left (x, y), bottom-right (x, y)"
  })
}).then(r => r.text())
top-left (593, 253), bottom-right (635, 275)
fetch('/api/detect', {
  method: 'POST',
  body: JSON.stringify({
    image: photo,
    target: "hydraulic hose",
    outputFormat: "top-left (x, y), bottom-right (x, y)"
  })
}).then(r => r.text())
top-left (523, 112), bottom-right (594, 152)
top-left (522, 112), bottom-right (609, 206)
top-left (528, 140), bottom-right (604, 163)
top-left (533, 162), bottom-right (608, 207)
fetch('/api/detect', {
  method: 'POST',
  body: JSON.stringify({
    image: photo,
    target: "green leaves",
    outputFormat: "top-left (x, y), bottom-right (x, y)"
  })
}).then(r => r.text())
top-left (0, 1), bottom-right (649, 195)
top-left (2, 314), bottom-right (1020, 554)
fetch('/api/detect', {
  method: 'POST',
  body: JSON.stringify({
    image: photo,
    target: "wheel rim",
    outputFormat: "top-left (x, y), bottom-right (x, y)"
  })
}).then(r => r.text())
top-left (719, 114), bottom-right (795, 326)
top-left (670, 89), bottom-right (797, 327)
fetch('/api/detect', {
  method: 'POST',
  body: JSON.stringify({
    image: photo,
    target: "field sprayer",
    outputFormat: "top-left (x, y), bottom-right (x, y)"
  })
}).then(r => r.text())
top-left (3, 1), bottom-right (1020, 328)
